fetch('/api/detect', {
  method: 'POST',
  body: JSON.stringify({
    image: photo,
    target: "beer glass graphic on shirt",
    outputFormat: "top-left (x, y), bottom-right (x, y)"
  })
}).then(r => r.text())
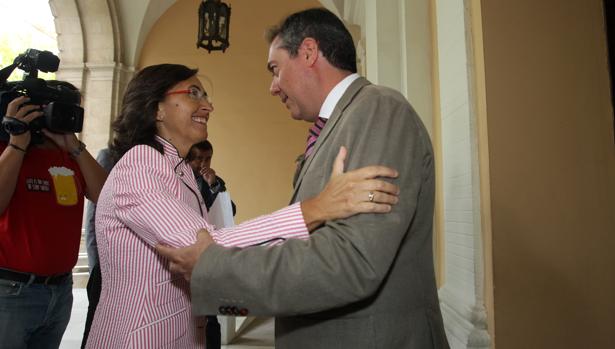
top-left (48, 166), bottom-right (78, 206)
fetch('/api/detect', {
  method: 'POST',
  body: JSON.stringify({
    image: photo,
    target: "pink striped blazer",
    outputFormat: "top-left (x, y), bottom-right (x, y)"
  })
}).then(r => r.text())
top-left (86, 138), bottom-right (308, 348)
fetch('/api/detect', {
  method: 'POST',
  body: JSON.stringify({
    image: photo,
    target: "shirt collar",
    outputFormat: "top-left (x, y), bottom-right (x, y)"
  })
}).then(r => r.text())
top-left (155, 135), bottom-right (184, 164)
top-left (318, 73), bottom-right (360, 120)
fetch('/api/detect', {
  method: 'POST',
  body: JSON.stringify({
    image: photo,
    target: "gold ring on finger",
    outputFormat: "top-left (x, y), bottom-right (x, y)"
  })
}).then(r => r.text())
top-left (368, 191), bottom-right (375, 202)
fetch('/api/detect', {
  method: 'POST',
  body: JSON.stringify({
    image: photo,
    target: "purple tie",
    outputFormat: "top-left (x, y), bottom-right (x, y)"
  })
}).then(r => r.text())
top-left (305, 117), bottom-right (327, 157)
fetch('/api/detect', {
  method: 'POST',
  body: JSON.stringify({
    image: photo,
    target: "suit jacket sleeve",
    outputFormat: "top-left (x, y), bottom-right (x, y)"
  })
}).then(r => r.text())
top-left (191, 86), bottom-right (435, 316)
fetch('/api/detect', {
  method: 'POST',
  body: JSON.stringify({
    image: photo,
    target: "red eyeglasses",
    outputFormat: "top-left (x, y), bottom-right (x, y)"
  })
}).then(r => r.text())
top-left (165, 86), bottom-right (210, 103)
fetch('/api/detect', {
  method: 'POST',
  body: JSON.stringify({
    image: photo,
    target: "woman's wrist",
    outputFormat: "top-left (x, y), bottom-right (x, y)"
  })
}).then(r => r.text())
top-left (300, 197), bottom-right (326, 232)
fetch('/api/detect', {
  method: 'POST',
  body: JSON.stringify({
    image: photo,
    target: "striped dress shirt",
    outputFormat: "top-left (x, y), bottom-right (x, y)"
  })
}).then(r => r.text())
top-left (86, 137), bottom-right (308, 348)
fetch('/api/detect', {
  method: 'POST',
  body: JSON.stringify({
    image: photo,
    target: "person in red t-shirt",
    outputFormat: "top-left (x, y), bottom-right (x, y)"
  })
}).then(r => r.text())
top-left (0, 89), bottom-right (107, 349)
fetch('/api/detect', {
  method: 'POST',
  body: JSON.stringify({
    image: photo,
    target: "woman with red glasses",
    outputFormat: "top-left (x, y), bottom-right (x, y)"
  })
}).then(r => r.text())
top-left (85, 64), bottom-right (399, 348)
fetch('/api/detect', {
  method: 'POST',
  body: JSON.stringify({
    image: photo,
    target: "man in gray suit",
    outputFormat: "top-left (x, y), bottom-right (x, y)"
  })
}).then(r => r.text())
top-left (158, 7), bottom-right (449, 348)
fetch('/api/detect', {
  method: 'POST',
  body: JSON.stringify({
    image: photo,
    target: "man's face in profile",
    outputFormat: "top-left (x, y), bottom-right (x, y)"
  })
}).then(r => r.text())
top-left (267, 37), bottom-right (317, 122)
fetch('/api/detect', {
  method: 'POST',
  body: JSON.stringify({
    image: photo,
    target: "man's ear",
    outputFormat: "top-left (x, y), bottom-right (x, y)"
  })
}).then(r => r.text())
top-left (300, 37), bottom-right (319, 66)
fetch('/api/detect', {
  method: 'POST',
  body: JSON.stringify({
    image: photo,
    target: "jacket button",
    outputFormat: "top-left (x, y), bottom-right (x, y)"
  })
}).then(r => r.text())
top-left (218, 306), bottom-right (228, 315)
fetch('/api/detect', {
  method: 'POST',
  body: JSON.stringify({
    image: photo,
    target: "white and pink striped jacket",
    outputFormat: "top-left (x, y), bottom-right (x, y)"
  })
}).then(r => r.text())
top-left (86, 138), bottom-right (308, 348)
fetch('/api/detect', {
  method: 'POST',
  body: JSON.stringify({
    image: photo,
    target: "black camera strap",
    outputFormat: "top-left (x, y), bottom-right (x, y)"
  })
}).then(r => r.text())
top-left (2, 116), bottom-right (30, 135)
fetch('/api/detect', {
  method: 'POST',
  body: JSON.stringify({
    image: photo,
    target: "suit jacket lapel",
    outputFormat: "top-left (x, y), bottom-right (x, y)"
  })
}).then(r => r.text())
top-left (292, 154), bottom-right (306, 188)
top-left (290, 77), bottom-right (371, 203)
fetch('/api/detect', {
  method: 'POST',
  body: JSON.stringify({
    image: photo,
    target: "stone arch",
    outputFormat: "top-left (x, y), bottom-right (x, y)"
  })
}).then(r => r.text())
top-left (49, 0), bottom-right (84, 68)
top-left (130, 0), bottom-right (176, 68)
top-left (49, 0), bottom-right (123, 153)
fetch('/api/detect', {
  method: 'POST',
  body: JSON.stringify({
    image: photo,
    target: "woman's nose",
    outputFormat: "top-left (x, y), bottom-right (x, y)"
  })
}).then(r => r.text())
top-left (201, 99), bottom-right (214, 112)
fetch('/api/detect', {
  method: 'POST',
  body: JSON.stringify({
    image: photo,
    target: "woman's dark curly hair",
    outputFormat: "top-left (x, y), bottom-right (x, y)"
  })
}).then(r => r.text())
top-left (109, 64), bottom-right (198, 163)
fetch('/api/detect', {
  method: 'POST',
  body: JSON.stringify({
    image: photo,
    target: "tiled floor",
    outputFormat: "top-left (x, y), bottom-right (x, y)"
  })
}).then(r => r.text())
top-left (60, 288), bottom-right (274, 349)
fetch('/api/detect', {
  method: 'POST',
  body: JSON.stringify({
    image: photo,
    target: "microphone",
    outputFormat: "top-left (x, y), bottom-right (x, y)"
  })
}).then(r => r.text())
top-left (25, 49), bottom-right (60, 73)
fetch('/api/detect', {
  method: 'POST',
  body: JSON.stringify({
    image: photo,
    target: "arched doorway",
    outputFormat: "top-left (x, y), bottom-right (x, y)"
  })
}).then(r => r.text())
top-left (50, 0), bottom-right (126, 154)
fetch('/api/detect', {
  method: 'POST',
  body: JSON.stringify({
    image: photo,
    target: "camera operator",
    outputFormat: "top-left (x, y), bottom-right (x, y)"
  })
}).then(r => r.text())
top-left (0, 85), bottom-right (107, 348)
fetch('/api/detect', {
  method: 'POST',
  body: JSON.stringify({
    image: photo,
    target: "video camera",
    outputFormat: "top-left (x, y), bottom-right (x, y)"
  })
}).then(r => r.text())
top-left (0, 49), bottom-right (84, 143)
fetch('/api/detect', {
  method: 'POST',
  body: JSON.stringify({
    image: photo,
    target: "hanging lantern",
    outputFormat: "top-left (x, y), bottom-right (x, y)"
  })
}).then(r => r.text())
top-left (197, 0), bottom-right (231, 53)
